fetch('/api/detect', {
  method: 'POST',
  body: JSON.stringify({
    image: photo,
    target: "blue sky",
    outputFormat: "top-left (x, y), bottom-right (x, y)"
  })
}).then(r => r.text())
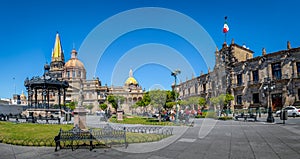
top-left (1, 0), bottom-right (300, 98)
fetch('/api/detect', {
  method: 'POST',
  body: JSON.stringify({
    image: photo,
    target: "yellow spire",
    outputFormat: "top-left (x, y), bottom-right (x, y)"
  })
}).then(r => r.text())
top-left (51, 32), bottom-right (64, 62)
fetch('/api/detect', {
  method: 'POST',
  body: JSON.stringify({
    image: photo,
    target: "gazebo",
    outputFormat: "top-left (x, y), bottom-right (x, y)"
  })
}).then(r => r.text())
top-left (24, 64), bottom-right (69, 113)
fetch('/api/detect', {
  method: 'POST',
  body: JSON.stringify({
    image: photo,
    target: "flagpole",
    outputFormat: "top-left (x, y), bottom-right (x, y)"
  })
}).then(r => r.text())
top-left (223, 16), bottom-right (229, 44)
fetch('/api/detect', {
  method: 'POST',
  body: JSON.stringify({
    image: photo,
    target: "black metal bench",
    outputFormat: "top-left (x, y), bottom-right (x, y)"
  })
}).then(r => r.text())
top-left (55, 124), bottom-right (127, 151)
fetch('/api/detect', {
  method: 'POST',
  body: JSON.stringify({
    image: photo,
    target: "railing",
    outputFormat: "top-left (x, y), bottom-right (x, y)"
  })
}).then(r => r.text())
top-left (103, 124), bottom-right (173, 144)
top-left (55, 124), bottom-right (127, 151)
top-left (55, 124), bottom-right (173, 151)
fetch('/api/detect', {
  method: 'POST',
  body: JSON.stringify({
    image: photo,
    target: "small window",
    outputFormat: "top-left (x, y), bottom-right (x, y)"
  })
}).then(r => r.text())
top-left (237, 95), bottom-right (242, 105)
top-left (72, 71), bottom-right (76, 78)
top-left (78, 71), bottom-right (81, 78)
top-left (67, 71), bottom-right (70, 78)
top-left (297, 62), bottom-right (300, 76)
top-left (203, 84), bottom-right (206, 92)
top-left (237, 74), bottom-right (243, 85)
top-left (252, 70), bottom-right (259, 82)
top-left (253, 93), bottom-right (259, 103)
top-left (272, 63), bottom-right (282, 80)
top-left (298, 89), bottom-right (300, 100)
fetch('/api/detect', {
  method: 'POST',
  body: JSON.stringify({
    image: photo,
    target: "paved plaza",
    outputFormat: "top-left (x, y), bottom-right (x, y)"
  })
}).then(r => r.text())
top-left (1, 116), bottom-right (300, 159)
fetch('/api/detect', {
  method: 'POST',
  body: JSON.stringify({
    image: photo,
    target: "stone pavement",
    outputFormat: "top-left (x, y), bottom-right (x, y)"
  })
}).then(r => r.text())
top-left (1, 116), bottom-right (300, 159)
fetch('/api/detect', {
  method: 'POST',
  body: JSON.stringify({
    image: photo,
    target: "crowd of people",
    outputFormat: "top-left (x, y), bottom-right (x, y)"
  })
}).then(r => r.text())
top-left (159, 108), bottom-right (203, 122)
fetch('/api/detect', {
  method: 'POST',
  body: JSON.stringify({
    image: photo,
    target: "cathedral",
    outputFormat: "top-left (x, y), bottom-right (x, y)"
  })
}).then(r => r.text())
top-left (174, 39), bottom-right (300, 112)
top-left (25, 33), bottom-right (144, 114)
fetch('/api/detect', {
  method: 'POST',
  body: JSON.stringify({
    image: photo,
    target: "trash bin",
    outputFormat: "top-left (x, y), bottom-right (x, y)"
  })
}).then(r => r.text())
top-left (280, 110), bottom-right (288, 120)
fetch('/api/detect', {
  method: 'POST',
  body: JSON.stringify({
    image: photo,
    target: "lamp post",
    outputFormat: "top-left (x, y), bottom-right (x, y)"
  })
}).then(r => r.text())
top-left (263, 77), bottom-right (275, 123)
top-left (13, 77), bottom-right (16, 95)
top-left (171, 69), bottom-right (181, 122)
top-left (127, 87), bottom-right (133, 114)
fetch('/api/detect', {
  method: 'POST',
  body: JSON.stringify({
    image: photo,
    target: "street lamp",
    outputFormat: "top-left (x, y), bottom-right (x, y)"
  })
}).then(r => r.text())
top-left (263, 77), bottom-right (275, 123)
top-left (171, 69), bottom-right (181, 122)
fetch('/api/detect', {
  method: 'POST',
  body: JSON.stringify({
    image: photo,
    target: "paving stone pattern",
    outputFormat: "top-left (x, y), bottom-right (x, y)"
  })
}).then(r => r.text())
top-left (1, 117), bottom-right (300, 159)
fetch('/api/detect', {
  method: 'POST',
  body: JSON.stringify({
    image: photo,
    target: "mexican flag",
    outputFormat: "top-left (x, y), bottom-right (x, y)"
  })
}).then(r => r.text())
top-left (223, 16), bottom-right (229, 33)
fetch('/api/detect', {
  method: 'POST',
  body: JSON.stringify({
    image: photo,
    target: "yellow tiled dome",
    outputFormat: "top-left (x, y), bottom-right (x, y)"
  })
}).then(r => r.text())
top-left (124, 69), bottom-right (138, 86)
top-left (125, 77), bottom-right (138, 85)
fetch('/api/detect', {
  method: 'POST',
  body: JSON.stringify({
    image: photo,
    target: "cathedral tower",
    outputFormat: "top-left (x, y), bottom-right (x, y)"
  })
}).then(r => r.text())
top-left (50, 32), bottom-right (65, 79)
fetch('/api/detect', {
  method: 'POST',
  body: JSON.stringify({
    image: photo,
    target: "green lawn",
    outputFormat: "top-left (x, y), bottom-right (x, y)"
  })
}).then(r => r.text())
top-left (109, 115), bottom-right (175, 126)
top-left (0, 121), bottom-right (170, 147)
top-left (0, 122), bottom-right (73, 146)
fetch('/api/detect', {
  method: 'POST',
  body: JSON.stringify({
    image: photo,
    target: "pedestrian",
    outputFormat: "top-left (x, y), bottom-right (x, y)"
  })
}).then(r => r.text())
top-left (54, 134), bottom-right (60, 151)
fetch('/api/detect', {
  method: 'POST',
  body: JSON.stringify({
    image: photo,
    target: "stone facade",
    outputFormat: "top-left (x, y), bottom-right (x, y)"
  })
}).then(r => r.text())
top-left (175, 40), bottom-right (300, 111)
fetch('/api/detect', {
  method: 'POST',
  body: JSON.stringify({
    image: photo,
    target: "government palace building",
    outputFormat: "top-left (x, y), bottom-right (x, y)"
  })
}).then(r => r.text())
top-left (174, 39), bottom-right (300, 112)
top-left (25, 33), bottom-right (144, 114)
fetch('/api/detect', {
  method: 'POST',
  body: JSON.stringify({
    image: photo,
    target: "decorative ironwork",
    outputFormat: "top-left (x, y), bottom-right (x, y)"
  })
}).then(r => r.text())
top-left (24, 64), bottom-right (69, 116)
top-left (55, 124), bottom-right (127, 151)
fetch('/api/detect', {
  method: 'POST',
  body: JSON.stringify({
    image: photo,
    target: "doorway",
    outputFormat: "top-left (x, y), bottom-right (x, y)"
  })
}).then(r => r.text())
top-left (271, 93), bottom-right (282, 111)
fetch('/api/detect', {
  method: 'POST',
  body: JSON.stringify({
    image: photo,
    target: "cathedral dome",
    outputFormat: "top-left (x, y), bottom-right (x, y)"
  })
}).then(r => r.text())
top-left (20, 91), bottom-right (26, 100)
top-left (124, 69), bottom-right (138, 86)
top-left (125, 77), bottom-right (138, 85)
top-left (64, 49), bottom-right (85, 69)
top-left (65, 58), bottom-right (85, 69)
top-left (64, 49), bottom-right (86, 79)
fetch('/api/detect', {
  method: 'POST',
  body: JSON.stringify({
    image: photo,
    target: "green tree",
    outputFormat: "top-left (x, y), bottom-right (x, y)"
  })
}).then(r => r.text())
top-left (179, 99), bottom-right (188, 106)
top-left (224, 93), bottom-right (234, 115)
top-left (107, 95), bottom-right (125, 111)
top-left (225, 93), bottom-right (234, 106)
top-left (149, 89), bottom-right (167, 122)
top-left (66, 101), bottom-right (77, 110)
top-left (99, 103), bottom-right (108, 110)
top-left (165, 101), bottom-right (176, 109)
top-left (209, 94), bottom-right (234, 116)
top-left (210, 96), bottom-right (219, 111)
top-left (133, 100), bottom-right (146, 113)
top-left (132, 92), bottom-right (151, 113)
top-left (134, 100), bottom-right (144, 107)
top-left (166, 90), bottom-right (176, 103)
top-left (187, 97), bottom-right (200, 110)
top-left (107, 95), bottom-right (117, 111)
top-left (218, 94), bottom-right (226, 107)
top-left (198, 97), bottom-right (206, 109)
top-left (149, 90), bottom-right (167, 110)
top-left (142, 92), bottom-right (151, 106)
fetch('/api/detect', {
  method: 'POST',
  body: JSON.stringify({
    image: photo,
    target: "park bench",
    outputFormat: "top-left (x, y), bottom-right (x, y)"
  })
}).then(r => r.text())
top-left (235, 114), bottom-right (257, 121)
top-left (55, 124), bottom-right (127, 151)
